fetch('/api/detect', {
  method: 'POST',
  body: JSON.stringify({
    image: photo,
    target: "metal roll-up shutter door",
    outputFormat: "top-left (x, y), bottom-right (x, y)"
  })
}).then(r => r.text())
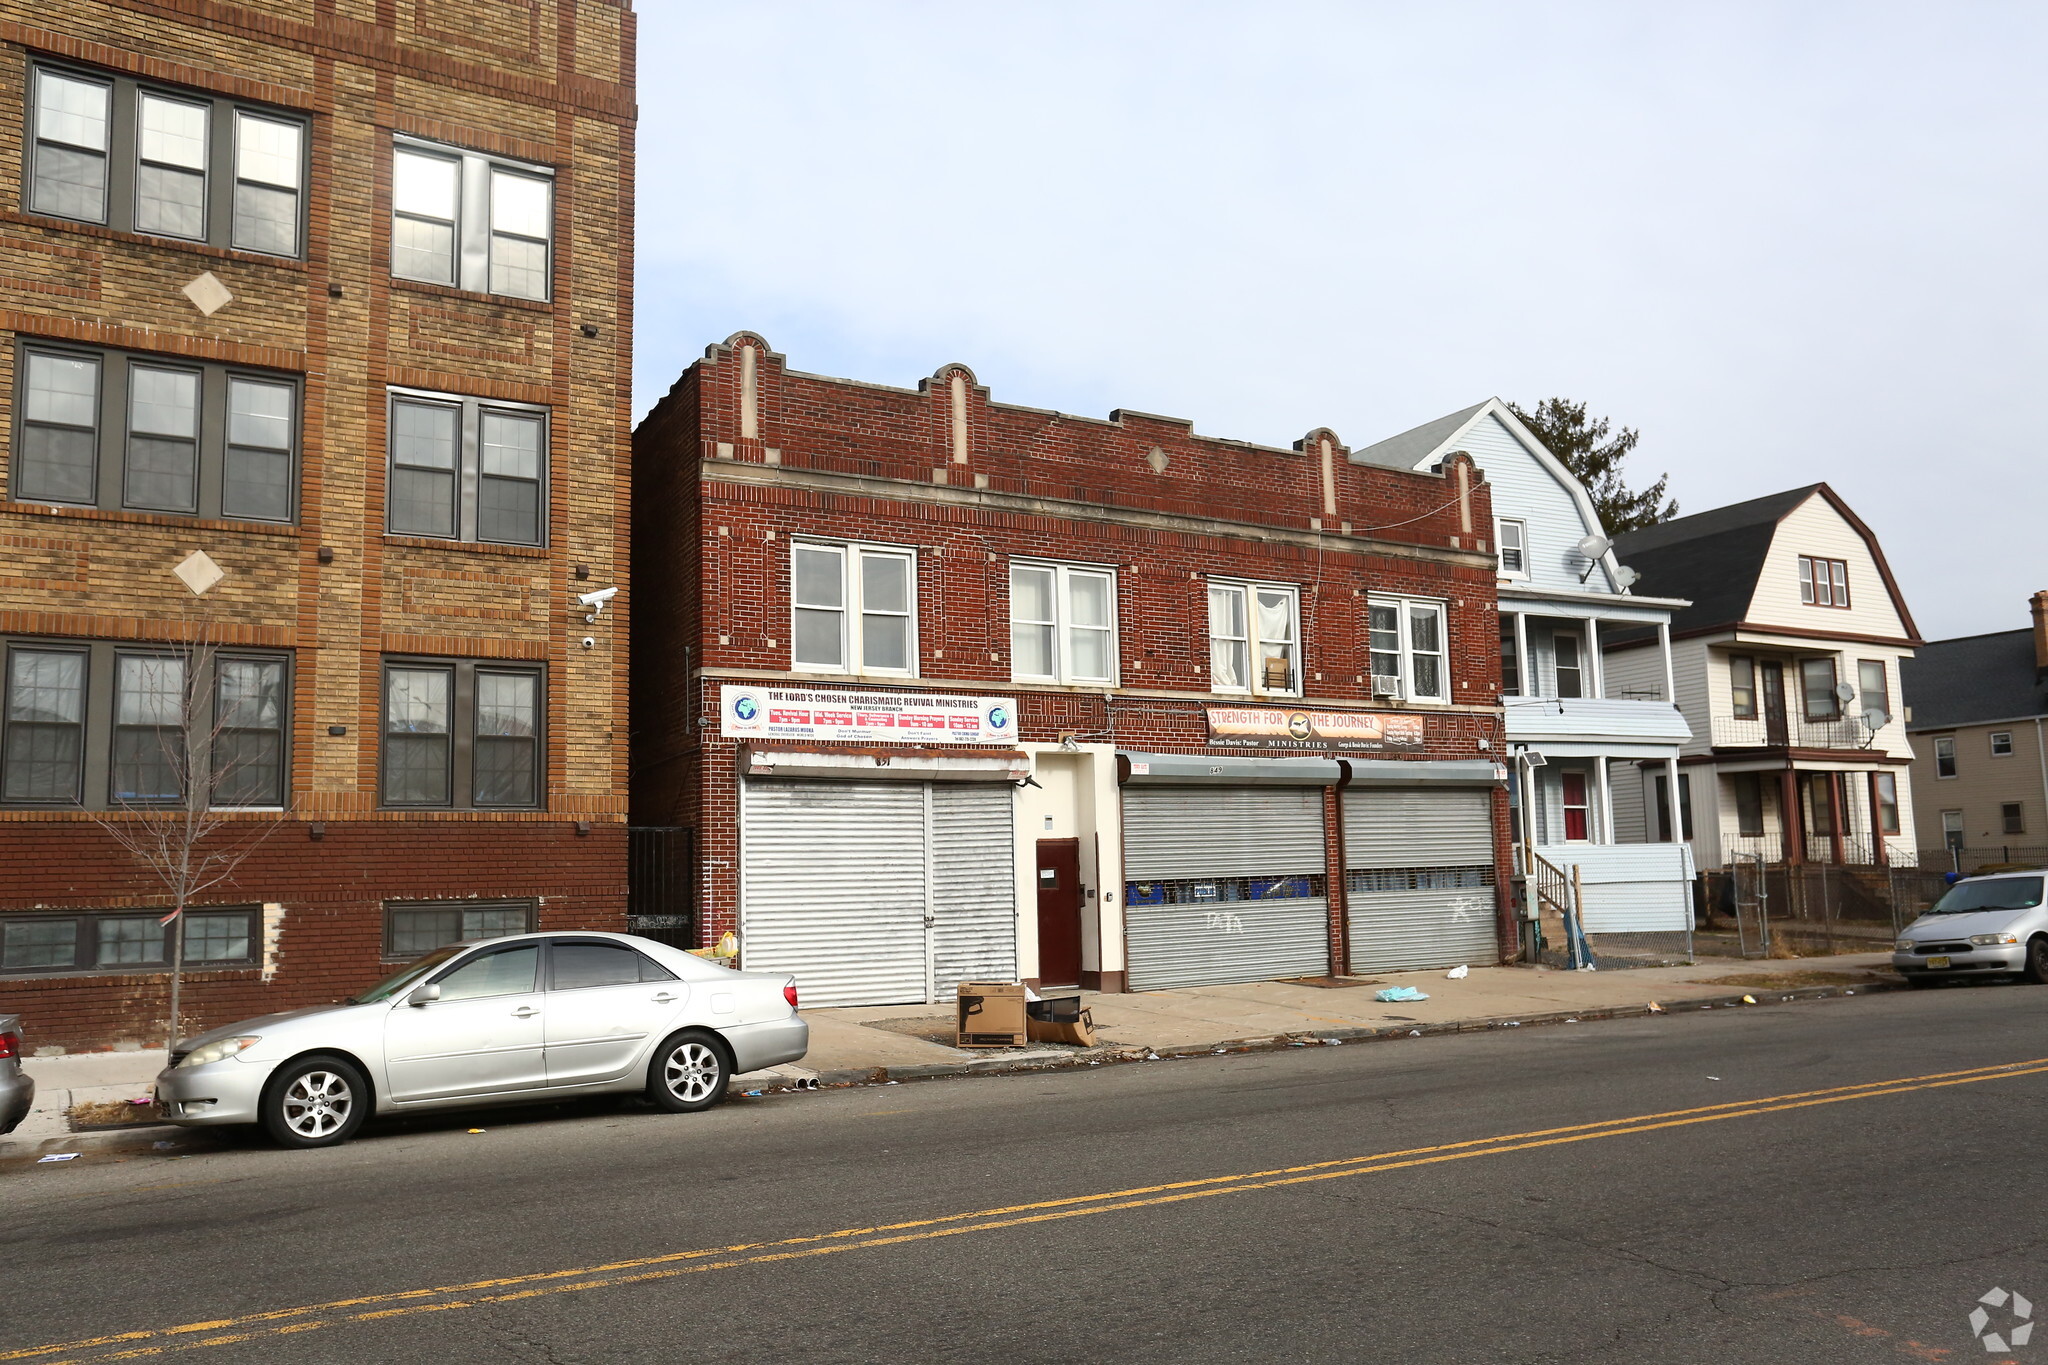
top-left (930, 783), bottom-right (1017, 997)
top-left (1343, 786), bottom-right (1498, 973)
top-left (1123, 785), bottom-right (1330, 992)
top-left (742, 780), bottom-right (929, 1007)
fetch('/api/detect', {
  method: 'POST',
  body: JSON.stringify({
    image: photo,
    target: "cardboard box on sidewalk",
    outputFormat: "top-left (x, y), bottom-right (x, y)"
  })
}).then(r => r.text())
top-left (1026, 1010), bottom-right (1096, 1047)
top-left (956, 982), bottom-right (1028, 1048)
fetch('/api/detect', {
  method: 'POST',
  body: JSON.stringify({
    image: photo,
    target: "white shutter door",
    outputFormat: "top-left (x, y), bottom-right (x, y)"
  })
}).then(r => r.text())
top-left (1343, 786), bottom-right (1500, 973)
top-left (1123, 786), bottom-right (1330, 991)
top-left (741, 780), bottom-right (929, 1007)
top-left (930, 783), bottom-right (1017, 997)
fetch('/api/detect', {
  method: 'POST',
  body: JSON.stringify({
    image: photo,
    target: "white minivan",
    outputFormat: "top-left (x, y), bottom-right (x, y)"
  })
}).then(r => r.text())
top-left (1893, 871), bottom-right (2048, 986)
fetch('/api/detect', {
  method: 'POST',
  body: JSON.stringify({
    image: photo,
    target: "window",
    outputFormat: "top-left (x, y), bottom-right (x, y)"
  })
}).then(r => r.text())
top-left (385, 389), bottom-right (546, 545)
top-left (433, 943), bottom-right (539, 1000)
top-left (27, 64), bottom-right (305, 256)
top-left (1857, 660), bottom-right (1891, 726)
top-left (1808, 775), bottom-right (1836, 837)
top-left (1874, 772), bottom-right (1900, 835)
top-left (1733, 772), bottom-right (1765, 836)
top-left (1367, 596), bottom-right (1448, 703)
top-left (1, 640), bottom-right (288, 809)
top-left (1934, 736), bottom-right (1957, 779)
top-left (381, 659), bottom-right (541, 810)
top-left (1654, 772), bottom-right (1694, 842)
top-left (391, 137), bottom-right (554, 301)
top-left (1010, 562), bottom-right (1117, 685)
top-left (1498, 616), bottom-right (1519, 697)
top-left (1991, 731), bottom-right (2014, 758)
top-left (2005, 803), bottom-right (2027, 836)
top-left (1209, 581), bottom-right (1299, 695)
top-left (789, 541), bottom-right (916, 675)
top-left (383, 899), bottom-right (535, 960)
top-left (1496, 519), bottom-right (1527, 577)
top-left (1727, 655), bottom-right (1756, 719)
top-left (1942, 809), bottom-right (1964, 851)
top-left (1553, 631), bottom-right (1584, 700)
top-left (1800, 657), bottom-right (1840, 721)
top-left (1561, 770), bottom-right (1591, 841)
top-left (12, 344), bottom-right (301, 521)
top-left (1, 906), bottom-right (257, 976)
top-left (550, 939), bottom-right (676, 989)
top-left (1798, 555), bottom-right (1850, 608)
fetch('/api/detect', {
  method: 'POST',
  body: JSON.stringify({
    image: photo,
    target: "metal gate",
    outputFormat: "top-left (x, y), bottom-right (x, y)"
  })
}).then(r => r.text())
top-left (740, 779), bottom-right (1017, 1007)
top-left (1343, 787), bottom-right (1498, 972)
top-left (626, 826), bottom-right (696, 949)
top-left (1122, 785), bottom-right (1330, 991)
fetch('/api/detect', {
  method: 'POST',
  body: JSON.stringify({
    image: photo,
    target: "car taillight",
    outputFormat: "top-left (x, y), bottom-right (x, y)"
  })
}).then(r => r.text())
top-left (783, 982), bottom-right (799, 1010)
top-left (0, 1031), bottom-right (18, 1060)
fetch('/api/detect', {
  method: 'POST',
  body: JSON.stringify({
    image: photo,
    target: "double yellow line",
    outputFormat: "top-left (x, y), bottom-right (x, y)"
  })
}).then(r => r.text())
top-left (13, 1056), bottom-right (2048, 1363)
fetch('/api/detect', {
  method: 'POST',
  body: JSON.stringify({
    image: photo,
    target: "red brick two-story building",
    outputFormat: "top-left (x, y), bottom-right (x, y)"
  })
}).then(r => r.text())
top-left (634, 334), bottom-right (1512, 1005)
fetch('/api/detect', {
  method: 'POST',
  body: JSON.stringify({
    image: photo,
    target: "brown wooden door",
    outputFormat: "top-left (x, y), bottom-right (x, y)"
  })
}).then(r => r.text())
top-left (1035, 838), bottom-right (1083, 987)
top-left (1759, 661), bottom-right (1789, 745)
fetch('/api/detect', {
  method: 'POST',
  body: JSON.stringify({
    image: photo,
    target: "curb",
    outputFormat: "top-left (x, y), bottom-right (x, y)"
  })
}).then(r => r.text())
top-left (0, 1122), bottom-right (222, 1164)
top-left (738, 979), bottom-right (1904, 1096)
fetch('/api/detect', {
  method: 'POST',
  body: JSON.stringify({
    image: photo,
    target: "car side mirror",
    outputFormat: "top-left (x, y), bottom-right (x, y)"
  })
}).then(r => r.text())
top-left (407, 983), bottom-right (441, 1007)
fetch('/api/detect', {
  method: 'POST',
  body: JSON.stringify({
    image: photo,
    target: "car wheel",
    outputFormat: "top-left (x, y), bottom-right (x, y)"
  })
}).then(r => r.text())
top-left (2024, 938), bottom-right (2048, 985)
top-left (261, 1055), bottom-right (370, 1148)
top-left (647, 1030), bottom-right (731, 1113)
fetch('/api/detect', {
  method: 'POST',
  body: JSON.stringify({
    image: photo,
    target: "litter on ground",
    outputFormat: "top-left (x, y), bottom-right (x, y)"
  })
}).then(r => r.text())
top-left (1375, 986), bottom-right (1429, 1003)
top-left (37, 1153), bottom-right (79, 1163)
top-left (1446, 965), bottom-right (1470, 980)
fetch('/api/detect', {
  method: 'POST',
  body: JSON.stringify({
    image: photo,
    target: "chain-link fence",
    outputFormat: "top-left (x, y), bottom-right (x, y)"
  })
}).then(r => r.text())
top-left (1697, 862), bottom-right (1950, 958)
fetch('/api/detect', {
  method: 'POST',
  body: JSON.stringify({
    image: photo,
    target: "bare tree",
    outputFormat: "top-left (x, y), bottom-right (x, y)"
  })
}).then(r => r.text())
top-left (87, 603), bottom-right (289, 1058)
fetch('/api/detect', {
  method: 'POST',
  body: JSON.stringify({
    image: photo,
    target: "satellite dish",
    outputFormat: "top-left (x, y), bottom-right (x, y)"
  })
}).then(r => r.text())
top-left (1613, 564), bottom-right (1641, 589)
top-left (1862, 707), bottom-right (1891, 732)
top-left (1575, 533), bottom-right (1613, 560)
top-left (1834, 682), bottom-right (1857, 705)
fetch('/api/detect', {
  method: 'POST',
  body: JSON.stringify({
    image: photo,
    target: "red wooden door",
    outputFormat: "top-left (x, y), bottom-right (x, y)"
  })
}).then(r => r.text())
top-left (1035, 839), bottom-right (1083, 986)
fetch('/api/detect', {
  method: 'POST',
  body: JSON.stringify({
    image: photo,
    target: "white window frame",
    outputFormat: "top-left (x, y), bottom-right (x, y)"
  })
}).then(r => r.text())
top-left (789, 540), bottom-right (917, 678)
top-left (1367, 595), bottom-right (1451, 704)
top-left (1009, 561), bottom-right (1117, 686)
top-left (1207, 579), bottom-right (1299, 697)
top-left (1934, 735), bottom-right (1957, 779)
top-left (1990, 731), bottom-right (2014, 758)
top-left (1495, 518), bottom-right (1528, 579)
top-left (1798, 554), bottom-right (1850, 608)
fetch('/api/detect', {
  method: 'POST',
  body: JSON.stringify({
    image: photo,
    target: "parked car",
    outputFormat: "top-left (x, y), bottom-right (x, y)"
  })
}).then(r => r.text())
top-left (154, 932), bottom-right (806, 1148)
top-left (1893, 870), bottom-right (2048, 986)
top-left (0, 1014), bottom-right (33, 1136)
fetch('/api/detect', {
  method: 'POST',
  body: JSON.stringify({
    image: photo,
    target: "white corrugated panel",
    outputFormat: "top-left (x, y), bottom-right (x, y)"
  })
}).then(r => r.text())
top-left (1122, 786), bottom-right (1331, 990)
top-left (1346, 886), bottom-right (1499, 973)
top-left (1535, 843), bottom-right (1693, 934)
top-left (1342, 787), bottom-right (1494, 867)
top-left (742, 780), bottom-right (928, 1007)
top-left (930, 783), bottom-right (1017, 997)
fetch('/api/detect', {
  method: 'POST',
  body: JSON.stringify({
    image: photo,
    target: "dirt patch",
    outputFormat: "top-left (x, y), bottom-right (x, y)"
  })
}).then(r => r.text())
top-left (1693, 970), bottom-right (1896, 989)
top-left (1276, 976), bottom-right (1385, 989)
top-left (863, 1016), bottom-right (961, 1046)
top-left (68, 1098), bottom-right (164, 1131)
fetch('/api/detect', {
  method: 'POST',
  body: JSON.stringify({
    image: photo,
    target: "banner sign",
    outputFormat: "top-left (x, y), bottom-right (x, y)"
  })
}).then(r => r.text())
top-left (1205, 706), bottom-right (1426, 752)
top-left (720, 685), bottom-right (1018, 745)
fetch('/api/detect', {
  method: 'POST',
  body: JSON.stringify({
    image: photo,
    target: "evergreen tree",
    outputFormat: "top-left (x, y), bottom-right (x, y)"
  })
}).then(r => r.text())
top-left (1507, 398), bottom-right (1677, 536)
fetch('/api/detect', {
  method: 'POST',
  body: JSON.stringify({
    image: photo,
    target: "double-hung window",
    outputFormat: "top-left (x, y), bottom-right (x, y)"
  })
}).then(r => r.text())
top-left (386, 389), bottom-right (547, 545)
top-left (1729, 655), bottom-right (1757, 718)
top-left (1874, 772), bottom-right (1900, 835)
top-left (1208, 581), bottom-right (1298, 695)
top-left (1800, 657), bottom-right (1840, 721)
top-left (1010, 562), bottom-right (1116, 685)
top-left (1552, 630), bottom-right (1584, 700)
top-left (0, 639), bottom-right (288, 809)
top-left (1934, 736), bottom-right (1957, 779)
top-left (27, 64), bottom-right (306, 256)
top-left (1857, 660), bottom-right (1891, 726)
top-left (1367, 596), bottom-right (1449, 703)
top-left (13, 344), bottom-right (300, 522)
top-left (391, 137), bottom-right (554, 301)
top-left (1991, 731), bottom-right (2014, 758)
top-left (1496, 519), bottom-right (1527, 577)
top-left (381, 658), bottom-right (543, 810)
top-left (790, 542), bottom-right (916, 675)
top-left (1798, 555), bottom-right (1850, 608)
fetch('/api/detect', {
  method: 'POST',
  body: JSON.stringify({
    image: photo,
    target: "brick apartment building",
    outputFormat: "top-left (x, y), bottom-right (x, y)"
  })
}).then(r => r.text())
top-left (633, 334), bottom-right (1513, 1006)
top-left (0, 1), bottom-right (636, 1049)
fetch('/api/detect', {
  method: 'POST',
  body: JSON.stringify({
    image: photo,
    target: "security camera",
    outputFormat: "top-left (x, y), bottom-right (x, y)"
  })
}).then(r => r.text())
top-left (577, 586), bottom-right (618, 623)
top-left (581, 636), bottom-right (596, 650)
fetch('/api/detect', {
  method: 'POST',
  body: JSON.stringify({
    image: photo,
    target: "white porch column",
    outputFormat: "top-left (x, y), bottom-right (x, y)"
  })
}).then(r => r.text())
top-left (1658, 619), bottom-right (1676, 706)
top-left (1665, 755), bottom-right (1684, 844)
top-left (1596, 756), bottom-right (1615, 844)
top-left (1588, 617), bottom-right (1604, 699)
top-left (1512, 610), bottom-right (1530, 699)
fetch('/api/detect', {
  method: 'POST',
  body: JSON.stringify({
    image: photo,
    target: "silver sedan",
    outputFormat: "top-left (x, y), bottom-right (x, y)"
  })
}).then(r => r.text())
top-left (155, 932), bottom-right (807, 1147)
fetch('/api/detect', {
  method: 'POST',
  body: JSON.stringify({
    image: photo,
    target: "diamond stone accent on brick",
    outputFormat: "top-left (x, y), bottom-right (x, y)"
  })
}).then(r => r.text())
top-left (182, 272), bottom-right (234, 316)
top-left (173, 549), bottom-right (225, 596)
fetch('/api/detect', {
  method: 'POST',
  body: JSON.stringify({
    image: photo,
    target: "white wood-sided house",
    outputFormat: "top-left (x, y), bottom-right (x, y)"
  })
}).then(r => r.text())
top-left (1354, 400), bottom-right (1696, 950)
top-left (1606, 484), bottom-right (1923, 869)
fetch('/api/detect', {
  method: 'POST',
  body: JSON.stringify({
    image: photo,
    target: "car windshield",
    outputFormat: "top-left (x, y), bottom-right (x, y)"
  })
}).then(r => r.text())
top-left (349, 946), bottom-right (465, 1004)
top-left (1927, 876), bottom-right (2046, 914)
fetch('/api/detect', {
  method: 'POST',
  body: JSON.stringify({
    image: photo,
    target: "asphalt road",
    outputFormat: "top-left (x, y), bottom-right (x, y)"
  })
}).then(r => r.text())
top-left (7, 985), bottom-right (2048, 1364)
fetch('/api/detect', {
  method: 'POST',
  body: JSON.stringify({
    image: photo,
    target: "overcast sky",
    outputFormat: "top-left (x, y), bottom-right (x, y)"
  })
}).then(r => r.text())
top-left (634, 2), bottom-right (2043, 642)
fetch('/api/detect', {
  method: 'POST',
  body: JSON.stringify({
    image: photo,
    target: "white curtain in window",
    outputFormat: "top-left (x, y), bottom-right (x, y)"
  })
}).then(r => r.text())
top-left (1208, 586), bottom-right (1246, 689)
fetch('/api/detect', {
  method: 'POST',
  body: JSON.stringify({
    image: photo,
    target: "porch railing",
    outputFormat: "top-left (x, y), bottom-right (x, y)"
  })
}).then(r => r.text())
top-left (1708, 712), bottom-right (1882, 750)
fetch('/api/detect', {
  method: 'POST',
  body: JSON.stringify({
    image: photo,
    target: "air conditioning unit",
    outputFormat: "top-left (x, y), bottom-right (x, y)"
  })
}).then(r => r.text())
top-left (1371, 674), bottom-right (1403, 698)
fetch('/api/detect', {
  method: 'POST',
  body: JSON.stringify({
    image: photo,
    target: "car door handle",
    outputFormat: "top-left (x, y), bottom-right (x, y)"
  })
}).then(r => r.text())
top-left (511, 1007), bottom-right (540, 1018)
top-left (651, 993), bottom-right (679, 1004)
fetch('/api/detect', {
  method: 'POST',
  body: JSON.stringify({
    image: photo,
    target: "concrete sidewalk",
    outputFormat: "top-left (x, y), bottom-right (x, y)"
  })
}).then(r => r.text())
top-left (0, 952), bottom-right (1904, 1160)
